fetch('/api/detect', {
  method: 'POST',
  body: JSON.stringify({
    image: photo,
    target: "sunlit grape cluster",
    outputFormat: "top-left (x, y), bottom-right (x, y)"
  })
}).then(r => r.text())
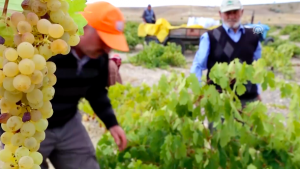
top-left (0, 0), bottom-right (80, 168)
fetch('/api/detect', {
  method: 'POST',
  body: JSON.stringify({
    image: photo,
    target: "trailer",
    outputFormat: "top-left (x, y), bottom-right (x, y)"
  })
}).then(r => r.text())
top-left (145, 28), bottom-right (208, 54)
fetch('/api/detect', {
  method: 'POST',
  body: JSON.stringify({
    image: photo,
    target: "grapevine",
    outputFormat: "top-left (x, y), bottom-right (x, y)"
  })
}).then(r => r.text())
top-left (0, 0), bottom-right (86, 168)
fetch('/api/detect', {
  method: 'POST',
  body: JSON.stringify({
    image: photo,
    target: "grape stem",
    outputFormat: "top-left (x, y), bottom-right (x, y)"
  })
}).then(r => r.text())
top-left (2, 0), bottom-right (9, 17)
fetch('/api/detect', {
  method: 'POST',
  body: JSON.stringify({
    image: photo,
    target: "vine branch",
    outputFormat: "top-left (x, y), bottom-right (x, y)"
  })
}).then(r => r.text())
top-left (2, 0), bottom-right (9, 17)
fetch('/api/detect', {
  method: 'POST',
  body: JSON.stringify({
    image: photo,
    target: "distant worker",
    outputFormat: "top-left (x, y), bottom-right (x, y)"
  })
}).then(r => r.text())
top-left (142, 4), bottom-right (156, 23)
top-left (190, 0), bottom-right (262, 130)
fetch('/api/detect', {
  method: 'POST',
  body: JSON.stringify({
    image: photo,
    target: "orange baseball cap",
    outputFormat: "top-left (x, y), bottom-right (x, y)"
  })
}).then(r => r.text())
top-left (81, 1), bottom-right (129, 52)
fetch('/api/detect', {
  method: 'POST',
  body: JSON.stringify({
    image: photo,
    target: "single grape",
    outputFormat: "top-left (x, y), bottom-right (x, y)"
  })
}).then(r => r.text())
top-left (1, 123), bottom-right (11, 132)
top-left (60, 32), bottom-right (70, 43)
top-left (47, 0), bottom-right (61, 11)
top-left (22, 0), bottom-right (31, 10)
top-left (0, 132), bottom-right (14, 144)
top-left (4, 90), bottom-right (22, 103)
top-left (42, 86), bottom-right (55, 101)
top-left (37, 19), bottom-right (51, 34)
top-left (19, 156), bottom-right (34, 169)
top-left (22, 112), bottom-right (31, 122)
top-left (30, 110), bottom-right (42, 122)
top-left (29, 142), bottom-right (40, 152)
top-left (4, 144), bottom-right (18, 153)
top-left (13, 74), bottom-right (32, 92)
top-left (51, 39), bottom-right (68, 54)
top-left (24, 137), bottom-right (37, 149)
top-left (11, 133), bottom-right (25, 147)
top-left (18, 58), bottom-right (35, 75)
top-left (31, 0), bottom-right (47, 16)
top-left (33, 131), bottom-right (45, 142)
top-left (34, 119), bottom-right (48, 132)
top-left (31, 54), bottom-right (46, 70)
top-left (3, 62), bottom-right (19, 77)
top-left (3, 77), bottom-right (16, 91)
top-left (60, 15), bottom-right (75, 31)
top-left (48, 24), bottom-right (64, 38)
top-left (0, 36), bottom-right (5, 45)
top-left (50, 10), bottom-right (65, 24)
top-left (21, 122), bottom-right (36, 137)
top-left (68, 24), bottom-right (78, 35)
top-left (23, 84), bottom-right (35, 94)
top-left (38, 43), bottom-right (53, 60)
top-left (68, 34), bottom-right (80, 46)
top-left (9, 106), bottom-right (24, 116)
top-left (27, 88), bottom-right (43, 104)
top-left (6, 116), bottom-right (23, 131)
top-left (3, 162), bottom-right (18, 169)
top-left (11, 12), bottom-right (25, 27)
top-left (39, 101), bottom-right (52, 113)
top-left (28, 101), bottom-right (43, 109)
top-left (17, 21), bottom-right (32, 34)
top-left (30, 70), bottom-right (43, 84)
top-left (21, 32), bottom-right (35, 44)
top-left (0, 149), bottom-right (14, 163)
top-left (4, 48), bottom-right (18, 61)
top-left (13, 34), bottom-right (22, 46)
top-left (47, 74), bottom-right (57, 86)
top-left (46, 61), bottom-right (56, 74)
top-left (0, 98), bottom-right (15, 113)
top-left (26, 12), bottom-right (39, 25)
top-left (17, 42), bottom-right (34, 59)
top-left (60, 1), bottom-right (69, 13)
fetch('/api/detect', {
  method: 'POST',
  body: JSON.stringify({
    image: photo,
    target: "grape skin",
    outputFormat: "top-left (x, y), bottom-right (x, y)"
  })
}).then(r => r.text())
top-left (37, 19), bottom-right (51, 34)
top-left (48, 24), bottom-right (64, 38)
top-left (26, 12), bottom-right (39, 25)
top-left (11, 12), bottom-right (25, 27)
top-left (21, 32), bottom-right (35, 44)
top-left (17, 42), bottom-right (34, 59)
top-left (17, 21), bottom-right (32, 34)
top-left (3, 62), bottom-right (19, 77)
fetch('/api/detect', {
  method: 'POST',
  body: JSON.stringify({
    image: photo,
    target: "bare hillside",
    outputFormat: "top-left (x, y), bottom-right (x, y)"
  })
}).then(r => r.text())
top-left (120, 2), bottom-right (300, 25)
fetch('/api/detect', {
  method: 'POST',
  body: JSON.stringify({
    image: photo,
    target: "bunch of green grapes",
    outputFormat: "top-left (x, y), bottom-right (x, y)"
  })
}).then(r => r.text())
top-left (0, 0), bottom-right (80, 168)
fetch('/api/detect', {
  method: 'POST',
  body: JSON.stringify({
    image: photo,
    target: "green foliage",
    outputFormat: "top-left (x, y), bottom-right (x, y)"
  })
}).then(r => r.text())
top-left (279, 25), bottom-right (300, 35)
top-left (128, 41), bottom-right (186, 69)
top-left (124, 21), bottom-right (144, 50)
top-left (0, 0), bottom-right (23, 11)
top-left (289, 31), bottom-right (300, 42)
top-left (66, 0), bottom-right (87, 35)
top-left (94, 58), bottom-right (300, 169)
top-left (262, 43), bottom-right (296, 79)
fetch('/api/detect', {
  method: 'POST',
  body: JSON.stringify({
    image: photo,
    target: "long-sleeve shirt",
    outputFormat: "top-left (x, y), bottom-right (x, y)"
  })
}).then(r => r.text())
top-left (190, 24), bottom-right (262, 94)
top-left (47, 49), bottom-right (118, 129)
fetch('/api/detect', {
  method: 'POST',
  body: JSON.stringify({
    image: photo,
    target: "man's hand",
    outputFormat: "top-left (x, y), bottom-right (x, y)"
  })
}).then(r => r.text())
top-left (257, 95), bottom-right (262, 101)
top-left (109, 125), bottom-right (127, 151)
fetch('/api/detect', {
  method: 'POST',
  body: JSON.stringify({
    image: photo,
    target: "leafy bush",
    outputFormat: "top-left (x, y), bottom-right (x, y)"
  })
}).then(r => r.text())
top-left (128, 41), bottom-right (186, 69)
top-left (279, 25), bottom-right (300, 35)
top-left (262, 43), bottom-right (296, 79)
top-left (289, 31), bottom-right (300, 42)
top-left (124, 21), bottom-right (144, 50)
top-left (95, 58), bottom-right (300, 169)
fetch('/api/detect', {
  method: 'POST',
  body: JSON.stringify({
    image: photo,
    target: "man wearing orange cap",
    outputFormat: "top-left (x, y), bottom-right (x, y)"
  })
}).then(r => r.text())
top-left (40, 2), bottom-right (128, 169)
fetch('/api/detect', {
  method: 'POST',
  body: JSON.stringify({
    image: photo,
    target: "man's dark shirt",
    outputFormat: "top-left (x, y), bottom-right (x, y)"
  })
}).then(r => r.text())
top-left (142, 9), bottom-right (156, 23)
top-left (47, 51), bottom-right (118, 129)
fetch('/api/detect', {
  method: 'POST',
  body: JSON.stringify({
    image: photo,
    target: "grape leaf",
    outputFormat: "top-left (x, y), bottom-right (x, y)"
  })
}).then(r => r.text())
top-left (0, 0), bottom-right (23, 11)
top-left (0, 20), bottom-right (14, 46)
top-left (66, 0), bottom-right (87, 35)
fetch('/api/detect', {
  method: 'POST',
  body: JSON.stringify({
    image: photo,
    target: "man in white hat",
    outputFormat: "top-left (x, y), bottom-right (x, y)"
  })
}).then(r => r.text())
top-left (190, 0), bottom-right (262, 130)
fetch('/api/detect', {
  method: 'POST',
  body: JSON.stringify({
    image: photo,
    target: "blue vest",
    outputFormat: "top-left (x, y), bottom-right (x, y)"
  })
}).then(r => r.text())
top-left (144, 9), bottom-right (154, 23)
